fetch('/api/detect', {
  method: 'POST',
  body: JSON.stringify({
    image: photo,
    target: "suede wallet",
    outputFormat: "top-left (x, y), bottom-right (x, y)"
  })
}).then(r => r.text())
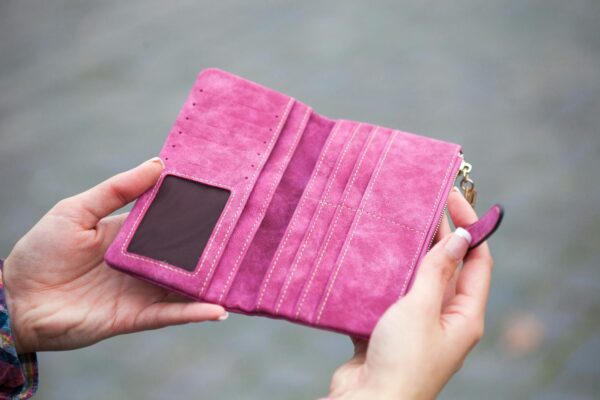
top-left (104, 68), bottom-right (503, 338)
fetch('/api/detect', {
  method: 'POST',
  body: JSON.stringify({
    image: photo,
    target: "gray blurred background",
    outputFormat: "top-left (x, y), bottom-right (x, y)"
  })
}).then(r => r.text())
top-left (1, 1), bottom-right (599, 399)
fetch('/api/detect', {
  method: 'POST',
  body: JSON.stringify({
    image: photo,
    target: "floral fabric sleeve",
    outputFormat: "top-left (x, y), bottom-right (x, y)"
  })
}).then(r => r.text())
top-left (0, 259), bottom-right (38, 399)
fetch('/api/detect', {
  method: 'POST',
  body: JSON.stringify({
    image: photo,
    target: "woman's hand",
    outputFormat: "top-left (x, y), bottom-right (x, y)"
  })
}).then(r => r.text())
top-left (3, 158), bottom-right (227, 354)
top-left (327, 188), bottom-right (494, 400)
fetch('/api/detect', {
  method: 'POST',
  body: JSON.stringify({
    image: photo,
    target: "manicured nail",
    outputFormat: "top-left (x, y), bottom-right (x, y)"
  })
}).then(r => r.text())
top-left (445, 227), bottom-right (472, 260)
top-left (217, 311), bottom-right (229, 321)
top-left (147, 156), bottom-right (165, 169)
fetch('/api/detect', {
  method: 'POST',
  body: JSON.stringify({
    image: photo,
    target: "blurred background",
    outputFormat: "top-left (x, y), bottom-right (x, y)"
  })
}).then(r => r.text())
top-left (1, 1), bottom-right (599, 399)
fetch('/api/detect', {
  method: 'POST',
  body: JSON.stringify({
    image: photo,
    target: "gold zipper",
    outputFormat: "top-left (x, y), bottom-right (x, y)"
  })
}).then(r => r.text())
top-left (458, 152), bottom-right (477, 207)
top-left (426, 152), bottom-right (477, 250)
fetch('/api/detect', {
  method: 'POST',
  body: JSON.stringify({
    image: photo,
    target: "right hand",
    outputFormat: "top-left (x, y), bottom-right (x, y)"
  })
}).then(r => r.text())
top-left (327, 188), bottom-right (494, 400)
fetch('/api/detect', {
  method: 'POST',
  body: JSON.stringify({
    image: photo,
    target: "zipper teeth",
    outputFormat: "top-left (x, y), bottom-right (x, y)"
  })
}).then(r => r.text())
top-left (427, 151), bottom-right (465, 250)
top-left (427, 205), bottom-right (447, 250)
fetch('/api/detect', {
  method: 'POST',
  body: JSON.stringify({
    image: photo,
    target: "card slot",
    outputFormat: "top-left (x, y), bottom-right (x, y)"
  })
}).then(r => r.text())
top-left (305, 132), bottom-right (461, 328)
top-left (265, 122), bottom-right (366, 316)
top-left (221, 111), bottom-right (335, 312)
top-left (253, 119), bottom-right (353, 312)
top-left (200, 102), bottom-right (310, 303)
top-left (355, 130), bottom-right (463, 229)
top-left (312, 211), bottom-right (424, 337)
top-left (292, 126), bottom-right (391, 321)
top-left (104, 169), bottom-right (238, 300)
top-left (307, 131), bottom-right (398, 328)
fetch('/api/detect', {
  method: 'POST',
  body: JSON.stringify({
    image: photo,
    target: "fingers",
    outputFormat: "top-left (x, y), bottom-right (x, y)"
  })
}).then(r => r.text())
top-left (96, 213), bottom-right (129, 251)
top-left (55, 157), bottom-right (164, 229)
top-left (408, 227), bottom-right (472, 313)
top-left (447, 190), bottom-right (494, 318)
top-left (130, 302), bottom-right (228, 333)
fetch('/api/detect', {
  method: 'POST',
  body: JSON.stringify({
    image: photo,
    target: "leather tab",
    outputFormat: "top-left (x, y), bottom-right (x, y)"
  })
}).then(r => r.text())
top-left (465, 204), bottom-right (504, 249)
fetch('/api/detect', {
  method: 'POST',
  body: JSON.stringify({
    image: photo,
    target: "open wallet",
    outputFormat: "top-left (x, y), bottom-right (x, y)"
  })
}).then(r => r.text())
top-left (104, 68), bottom-right (503, 338)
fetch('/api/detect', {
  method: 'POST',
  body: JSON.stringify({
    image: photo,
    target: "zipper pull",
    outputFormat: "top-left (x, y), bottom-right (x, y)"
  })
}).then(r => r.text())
top-left (458, 155), bottom-right (477, 207)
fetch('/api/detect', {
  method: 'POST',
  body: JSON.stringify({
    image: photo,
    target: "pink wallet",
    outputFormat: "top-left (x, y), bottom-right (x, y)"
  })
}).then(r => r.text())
top-left (104, 68), bottom-right (503, 338)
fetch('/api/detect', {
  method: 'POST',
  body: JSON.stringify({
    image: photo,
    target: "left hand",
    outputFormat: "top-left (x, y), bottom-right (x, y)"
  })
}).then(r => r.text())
top-left (3, 157), bottom-right (227, 354)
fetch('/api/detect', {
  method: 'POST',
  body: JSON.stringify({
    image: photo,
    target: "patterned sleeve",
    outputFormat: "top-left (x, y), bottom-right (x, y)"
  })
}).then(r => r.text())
top-left (0, 259), bottom-right (38, 399)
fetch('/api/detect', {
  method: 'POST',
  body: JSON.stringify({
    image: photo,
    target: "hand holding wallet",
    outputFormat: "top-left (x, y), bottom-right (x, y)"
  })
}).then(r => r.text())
top-left (104, 69), bottom-right (503, 338)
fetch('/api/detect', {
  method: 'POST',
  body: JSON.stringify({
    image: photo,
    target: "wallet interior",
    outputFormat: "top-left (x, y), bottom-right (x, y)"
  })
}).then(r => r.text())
top-left (106, 69), bottom-right (463, 337)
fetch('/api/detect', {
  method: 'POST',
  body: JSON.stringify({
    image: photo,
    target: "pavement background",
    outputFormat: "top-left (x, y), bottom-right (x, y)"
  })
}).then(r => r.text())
top-left (1, 1), bottom-right (599, 399)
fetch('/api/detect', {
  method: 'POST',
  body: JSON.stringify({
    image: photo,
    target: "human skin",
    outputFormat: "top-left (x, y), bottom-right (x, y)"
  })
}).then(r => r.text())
top-left (2, 158), bottom-right (491, 400)
top-left (326, 189), bottom-right (494, 400)
top-left (2, 158), bottom-right (227, 354)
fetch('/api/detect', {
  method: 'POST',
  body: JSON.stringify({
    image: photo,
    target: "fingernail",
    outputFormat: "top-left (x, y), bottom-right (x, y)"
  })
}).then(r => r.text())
top-left (445, 227), bottom-right (472, 260)
top-left (147, 156), bottom-right (165, 169)
top-left (217, 311), bottom-right (229, 321)
top-left (452, 186), bottom-right (463, 196)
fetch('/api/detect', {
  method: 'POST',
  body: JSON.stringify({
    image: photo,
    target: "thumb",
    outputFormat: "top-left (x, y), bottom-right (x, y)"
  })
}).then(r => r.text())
top-left (54, 157), bottom-right (164, 228)
top-left (407, 228), bottom-right (472, 312)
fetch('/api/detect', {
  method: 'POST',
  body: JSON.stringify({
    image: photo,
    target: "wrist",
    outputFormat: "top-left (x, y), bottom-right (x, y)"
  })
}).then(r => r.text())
top-left (2, 257), bottom-right (36, 354)
top-left (330, 374), bottom-right (425, 400)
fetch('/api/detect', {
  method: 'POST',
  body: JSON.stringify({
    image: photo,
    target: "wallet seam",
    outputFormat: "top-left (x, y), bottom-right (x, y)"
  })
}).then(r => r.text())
top-left (293, 126), bottom-right (377, 318)
top-left (317, 201), bottom-right (423, 233)
top-left (198, 97), bottom-right (296, 297)
top-left (255, 120), bottom-right (344, 310)
top-left (120, 171), bottom-right (235, 277)
top-left (274, 122), bottom-right (362, 314)
top-left (216, 105), bottom-right (312, 304)
top-left (315, 131), bottom-right (396, 323)
top-left (401, 152), bottom-right (460, 295)
top-left (315, 134), bottom-right (457, 322)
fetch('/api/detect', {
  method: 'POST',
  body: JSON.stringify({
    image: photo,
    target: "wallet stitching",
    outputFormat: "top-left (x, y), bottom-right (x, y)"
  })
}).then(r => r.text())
top-left (317, 201), bottom-right (422, 233)
top-left (398, 151), bottom-right (457, 296)
top-left (315, 134), bottom-right (457, 323)
top-left (216, 105), bottom-right (312, 303)
top-left (199, 97), bottom-right (295, 297)
top-left (294, 126), bottom-right (376, 319)
top-left (274, 122), bottom-right (362, 314)
top-left (315, 131), bottom-right (396, 323)
top-left (120, 171), bottom-right (235, 277)
top-left (255, 120), bottom-right (344, 310)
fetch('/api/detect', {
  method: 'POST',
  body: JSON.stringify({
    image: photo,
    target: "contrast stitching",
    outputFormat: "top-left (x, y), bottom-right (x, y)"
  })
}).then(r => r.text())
top-left (199, 98), bottom-right (295, 297)
top-left (315, 131), bottom-right (396, 323)
top-left (274, 123), bottom-right (362, 314)
top-left (398, 149), bottom-right (456, 295)
top-left (315, 202), bottom-right (422, 233)
top-left (294, 127), bottom-right (376, 319)
top-left (120, 170), bottom-right (234, 276)
top-left (217, 105), bottom-right (312, 303)
top-left (315, 134), bottom-right (457, 322)
top-left (255, 120), bottom-right (343, 310)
